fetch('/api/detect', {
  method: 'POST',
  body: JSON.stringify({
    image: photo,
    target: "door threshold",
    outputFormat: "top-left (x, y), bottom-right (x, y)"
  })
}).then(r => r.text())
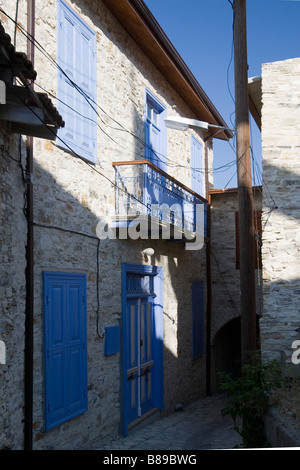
top-left (128, 408), bottom-right (160, 434)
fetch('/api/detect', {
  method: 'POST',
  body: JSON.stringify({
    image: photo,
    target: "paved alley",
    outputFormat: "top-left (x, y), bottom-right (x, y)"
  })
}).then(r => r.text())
top-left (99, 394), bottom-right (242, 451)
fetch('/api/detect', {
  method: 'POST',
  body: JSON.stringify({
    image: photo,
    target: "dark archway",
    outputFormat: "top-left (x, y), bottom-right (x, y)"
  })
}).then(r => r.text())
top-left (212, 315), bottom-right (261, 391)
top-left (214, 317), bottom-right (242, 381)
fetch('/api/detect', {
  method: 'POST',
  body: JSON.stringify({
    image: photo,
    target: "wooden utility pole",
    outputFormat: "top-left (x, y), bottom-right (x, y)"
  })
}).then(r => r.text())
top-left (233, 0), bottom-right (257, 365)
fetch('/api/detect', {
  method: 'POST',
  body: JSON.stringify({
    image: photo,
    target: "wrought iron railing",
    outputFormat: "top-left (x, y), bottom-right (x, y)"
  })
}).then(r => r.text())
top-left (112, 160), bottom-right (207, 238)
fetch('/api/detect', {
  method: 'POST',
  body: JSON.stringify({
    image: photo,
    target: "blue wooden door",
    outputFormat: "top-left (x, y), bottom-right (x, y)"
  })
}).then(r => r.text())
top-left (122, 264), bottom-right (164, 435)
top-left (43, 271), bottom-right (87, 430)
top-left (126, 297), bottom-right (155, 424)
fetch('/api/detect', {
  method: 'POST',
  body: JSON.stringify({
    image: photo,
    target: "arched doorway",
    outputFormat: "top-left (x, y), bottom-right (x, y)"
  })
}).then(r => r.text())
top-left (213, 317), bottom-right (242, 382)
top-left (212, 315), bottom-right (261, 391)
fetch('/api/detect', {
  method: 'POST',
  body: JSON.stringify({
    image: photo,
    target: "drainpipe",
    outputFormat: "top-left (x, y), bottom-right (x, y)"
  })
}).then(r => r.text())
top-left (204, 140), bottom-right (211, 396)
top-left (24, 0), bottom-right (35, 451)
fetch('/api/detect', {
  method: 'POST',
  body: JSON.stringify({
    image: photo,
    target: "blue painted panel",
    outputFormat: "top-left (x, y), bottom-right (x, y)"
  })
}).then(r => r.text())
top-left (140, 297), bottom-right (155, 415)
top-left (192, 280), bottom-right (205, 360)
top-left (43, 271), bottom-right (87, 430)
top-left (125, 299), bottom-right (139, 424)
top-left (145, 89), bottom-right (167, 173)
top-left (57, 0), bottom-right (97, 163)
top-left (191, 136), bottom-right (203, 197)
top-left (104, 326), bottom-right (120, 356)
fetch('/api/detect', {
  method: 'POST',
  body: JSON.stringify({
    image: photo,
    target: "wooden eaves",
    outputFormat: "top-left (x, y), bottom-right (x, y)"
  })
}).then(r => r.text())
top-left (248, 76), bottom-right (262, 131)
top-left (0, 21), bottom-right (64, 140)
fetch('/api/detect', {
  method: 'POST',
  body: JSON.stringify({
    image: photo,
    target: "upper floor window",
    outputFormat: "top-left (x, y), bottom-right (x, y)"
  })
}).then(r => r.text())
top-left (145, 89), bottom-right (167, 173)
top-left (57, 0), bottom-right (97, 164)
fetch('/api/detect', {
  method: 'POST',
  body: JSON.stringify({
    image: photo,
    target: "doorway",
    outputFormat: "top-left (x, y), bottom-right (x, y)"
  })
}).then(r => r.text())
top-left (122, 263), bottom-right (163, 435)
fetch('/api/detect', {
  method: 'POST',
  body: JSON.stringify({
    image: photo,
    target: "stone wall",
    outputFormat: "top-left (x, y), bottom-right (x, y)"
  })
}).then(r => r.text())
top-left (210, 188), bottom-right (262, 387)
top-left (0, 0), bottom-right (210, 449)
top-left (0, 126), bottom-right (27, 449)
top-left (260, 58), bottom-right (300, 370)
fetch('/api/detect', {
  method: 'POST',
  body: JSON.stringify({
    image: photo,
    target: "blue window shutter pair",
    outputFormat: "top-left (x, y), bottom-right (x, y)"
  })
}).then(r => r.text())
top-left (191, 136), bottom-right (203, 196)
top-left (145, 90), bottom-right (167, 173)
top-left (57, 0), bottom-right (97, 163)
top-left (192, 280), bottom-right (205, 360)
top-left (43, 272), bottom-right (87, 431)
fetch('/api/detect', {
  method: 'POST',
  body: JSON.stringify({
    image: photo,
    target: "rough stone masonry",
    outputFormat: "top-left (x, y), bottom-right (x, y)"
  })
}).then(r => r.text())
top-left (260, 57), bottom-right (300, 372)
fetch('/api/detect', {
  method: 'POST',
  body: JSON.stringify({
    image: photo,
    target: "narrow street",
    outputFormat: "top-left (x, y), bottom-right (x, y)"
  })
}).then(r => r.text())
top-left (99, 394), bottom-right (242, 450)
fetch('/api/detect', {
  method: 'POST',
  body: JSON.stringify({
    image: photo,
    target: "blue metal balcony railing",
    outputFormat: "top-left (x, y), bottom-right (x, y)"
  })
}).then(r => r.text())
top-left (112, 160), bottom-right (207, 239)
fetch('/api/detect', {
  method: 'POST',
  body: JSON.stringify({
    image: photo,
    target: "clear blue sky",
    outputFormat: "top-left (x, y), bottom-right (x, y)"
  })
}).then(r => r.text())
top-left (144, 0), bottom-right (300, 189)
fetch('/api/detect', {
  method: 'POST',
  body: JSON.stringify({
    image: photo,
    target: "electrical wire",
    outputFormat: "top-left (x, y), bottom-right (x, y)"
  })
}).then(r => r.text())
top-left (4, 27), bottom-right (276, 226)
top-left (1, 1), bottom-right (274, 344)
top-left (32, 77), bottom-right (236, 181)
top-left (1, 6), bottom-right (174, 169)
top-left (13, 0), bottom-right (19, 47)
top-left (211, 248), bottom-right (240, 318)
top-left (5, 81), bottom-right (206, 227)
top-left (1, 6), bottom-right (240, 182)
top-left (2, 5), bottom-right (278, 207)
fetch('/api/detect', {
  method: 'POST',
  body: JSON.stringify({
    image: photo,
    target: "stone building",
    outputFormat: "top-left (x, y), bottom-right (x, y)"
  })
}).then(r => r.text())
top-left (209, 56), bottom-right (300, 384)
top-left (209, 187), bottom-right (262, 391)
top-left (246, 56), bottom-right (300, 448)
top-left (253, 58), bottom-right (300, 371)
top-left (0, 0), bottom-right (232, 450)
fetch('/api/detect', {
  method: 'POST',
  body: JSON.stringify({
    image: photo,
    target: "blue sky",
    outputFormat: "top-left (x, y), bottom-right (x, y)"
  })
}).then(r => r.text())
top-left (144, 0), bottom-right (300, 189)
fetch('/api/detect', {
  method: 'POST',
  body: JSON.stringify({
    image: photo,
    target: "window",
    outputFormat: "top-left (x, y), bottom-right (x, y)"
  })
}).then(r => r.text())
top-left (145, 89), bottom-right (167, 173)
top-left (192, 280), bottom-right (205, 360)
top-left (57, 0), bottom-right (97, 163)
top-left (43, 271), bottom-right (87, 430)
top-left (191, 136), bottom-right (203, 197)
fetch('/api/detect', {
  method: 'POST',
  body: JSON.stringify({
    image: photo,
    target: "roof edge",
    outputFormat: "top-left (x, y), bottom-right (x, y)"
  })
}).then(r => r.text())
top-left (102, 0), bottom-right (233, 141)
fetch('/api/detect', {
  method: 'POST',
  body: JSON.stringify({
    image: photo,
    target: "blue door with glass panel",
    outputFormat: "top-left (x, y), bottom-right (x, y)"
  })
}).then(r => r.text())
top-left (122, 264), bottom-right (163, 435)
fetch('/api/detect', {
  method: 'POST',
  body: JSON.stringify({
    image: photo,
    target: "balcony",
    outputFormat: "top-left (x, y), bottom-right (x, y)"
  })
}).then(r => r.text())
top-left (112, 160), bottom-right (207, 243)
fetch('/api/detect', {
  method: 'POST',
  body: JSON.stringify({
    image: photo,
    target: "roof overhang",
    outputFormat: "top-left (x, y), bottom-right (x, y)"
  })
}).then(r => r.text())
top-left (102, 0), bottom-right (233, 141)
top-left (0, 21), bottom-right (64, 140)
top-left (248, 76), bottom-right (262, 131)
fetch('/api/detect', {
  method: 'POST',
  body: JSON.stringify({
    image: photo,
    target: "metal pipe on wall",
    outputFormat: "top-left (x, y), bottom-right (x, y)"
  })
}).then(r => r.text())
top-left (24, 0), bottom-right (35, 451)
top-left (204, 141), bottom-right (212, 396)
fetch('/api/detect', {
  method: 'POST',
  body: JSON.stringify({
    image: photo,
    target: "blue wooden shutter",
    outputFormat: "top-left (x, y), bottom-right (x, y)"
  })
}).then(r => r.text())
top-left (44, 272), bottom-right (87, 430)
top-left (192, 280), bottom-right (204, 360)
top-left (104, 326), bottom-right (120, 356)
top-left (145, 90), bottom-right (167, 173)
top-left (57, 0), bottom-right (97, 163)
top-left (191, 136), bottom-right (203, 196)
